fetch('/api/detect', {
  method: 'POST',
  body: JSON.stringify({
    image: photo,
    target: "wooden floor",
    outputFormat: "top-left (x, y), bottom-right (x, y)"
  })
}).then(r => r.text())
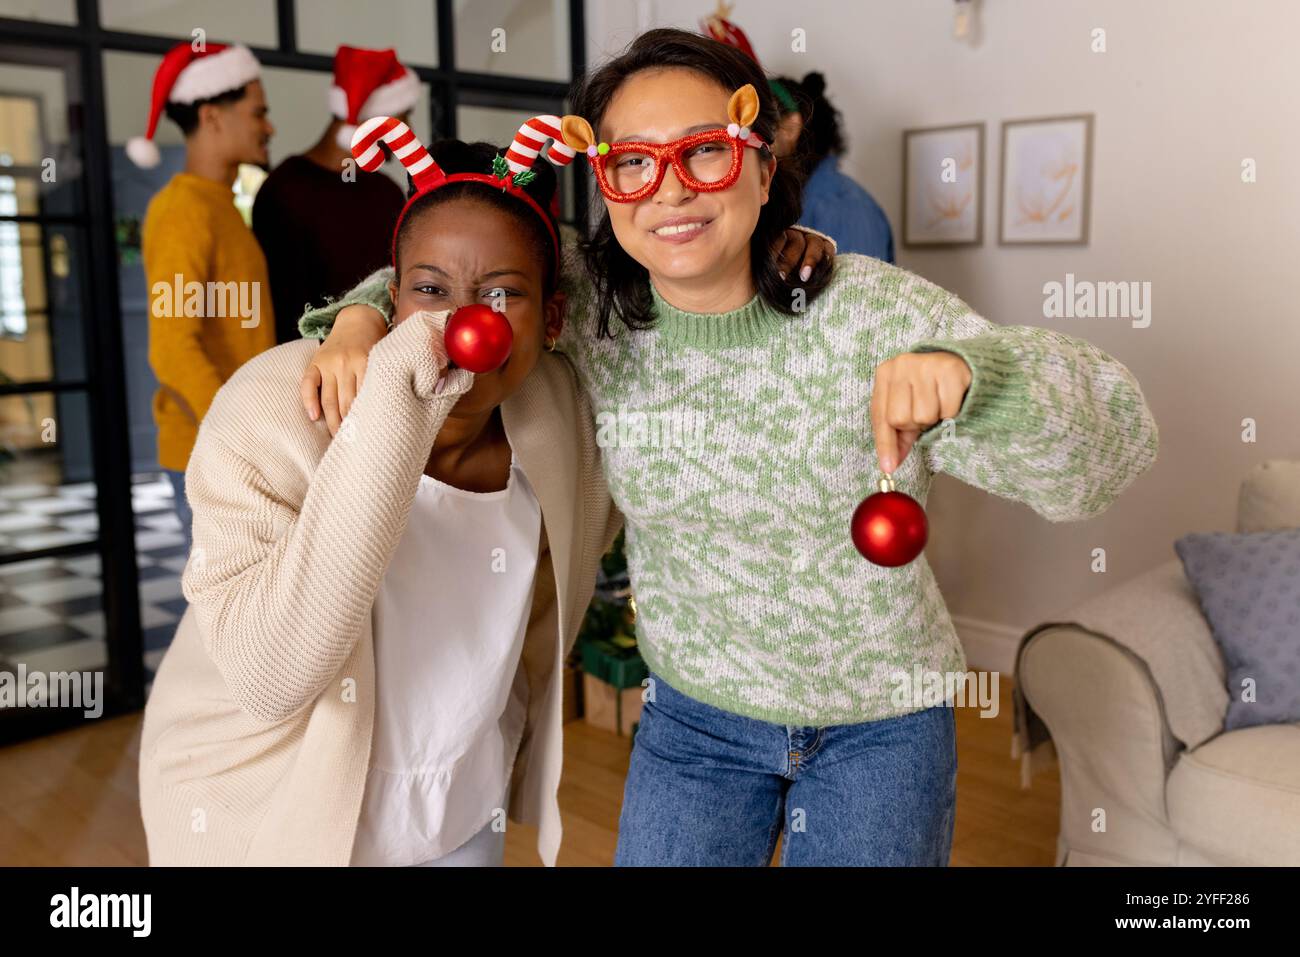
top-left (0, 677), bottom-right (1060, 866)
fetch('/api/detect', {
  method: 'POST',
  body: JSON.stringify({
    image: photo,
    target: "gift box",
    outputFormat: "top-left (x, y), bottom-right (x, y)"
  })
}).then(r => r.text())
top-left (579, 636), bottom-right (648, 690)
top-left (579, 636), bottom-right (648, 736)
top-left (581, 672), bottom-right (644, 737)
top-left (574, 530), bottom-right (646, 736)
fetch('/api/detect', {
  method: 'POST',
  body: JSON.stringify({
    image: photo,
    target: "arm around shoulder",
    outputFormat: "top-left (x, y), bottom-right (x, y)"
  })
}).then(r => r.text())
top-left (298, 266), bottom-right (396, 340)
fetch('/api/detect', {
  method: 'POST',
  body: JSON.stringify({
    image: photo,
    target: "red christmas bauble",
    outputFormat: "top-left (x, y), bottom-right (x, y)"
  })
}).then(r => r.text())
top-left (851, 479), bottom-right (928, 567)
top-left (444, 304), bottom-right (513, 373)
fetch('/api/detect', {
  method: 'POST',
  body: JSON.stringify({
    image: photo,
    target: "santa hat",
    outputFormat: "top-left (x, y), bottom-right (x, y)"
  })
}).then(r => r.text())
top-left (127, 41), bottom-right (261, 168)
top-left (328, 46), bottom-right (420, 151)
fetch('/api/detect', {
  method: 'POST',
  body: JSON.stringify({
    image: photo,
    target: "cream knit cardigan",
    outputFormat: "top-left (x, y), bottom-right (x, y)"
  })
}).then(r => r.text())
top-left (138, 311), bottom-right (621, 866)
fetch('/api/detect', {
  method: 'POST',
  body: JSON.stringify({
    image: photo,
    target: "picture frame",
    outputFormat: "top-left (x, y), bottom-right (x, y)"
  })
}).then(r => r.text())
top-left (901, 121), bottom-right (985, 247)
top-left (999, 113), bottom-right (1094, 245)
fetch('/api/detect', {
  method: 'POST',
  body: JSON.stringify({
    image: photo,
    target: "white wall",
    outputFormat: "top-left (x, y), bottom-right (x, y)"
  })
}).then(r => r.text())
top-left (585, 0), bottom-right (1300, 666)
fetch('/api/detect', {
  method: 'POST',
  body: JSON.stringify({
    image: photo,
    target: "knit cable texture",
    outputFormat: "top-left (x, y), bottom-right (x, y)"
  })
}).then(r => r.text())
top-left (184, 310), bottom-right (473, 724)
top-left (299, 251), bottom-right (1159, 725)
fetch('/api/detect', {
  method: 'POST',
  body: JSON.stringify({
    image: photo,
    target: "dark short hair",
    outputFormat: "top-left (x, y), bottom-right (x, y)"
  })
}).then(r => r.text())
top-left (773, 71), bottom-right (847, 175)
top-left (393, 139), bottom-right (561, 295)
top-left (569, 27), bottom-right (832, 339)
top-left (162, 83), bottom-right (250, 137)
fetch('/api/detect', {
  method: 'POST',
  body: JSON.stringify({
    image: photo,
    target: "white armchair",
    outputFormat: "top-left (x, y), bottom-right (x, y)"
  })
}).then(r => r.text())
top-left (1015, 460), bottom-right (1300, 866)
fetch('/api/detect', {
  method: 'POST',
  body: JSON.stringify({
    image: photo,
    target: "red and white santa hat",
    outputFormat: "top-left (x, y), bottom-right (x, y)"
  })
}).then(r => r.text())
top-left (127, 40), bottom-right (261, 168)
top-left (328, 46), bottom-right (420, 151)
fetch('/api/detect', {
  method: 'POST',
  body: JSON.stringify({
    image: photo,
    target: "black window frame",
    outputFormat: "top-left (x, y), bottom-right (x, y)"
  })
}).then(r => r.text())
top-left (0, 0), bottom-right (588, 745)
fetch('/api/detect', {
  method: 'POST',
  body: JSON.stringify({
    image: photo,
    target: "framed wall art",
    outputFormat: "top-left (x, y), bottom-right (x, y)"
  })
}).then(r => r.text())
top-left (999, 113), bottom-right (1094, 244)
top-left (902, 121), bottom-right (984, 246)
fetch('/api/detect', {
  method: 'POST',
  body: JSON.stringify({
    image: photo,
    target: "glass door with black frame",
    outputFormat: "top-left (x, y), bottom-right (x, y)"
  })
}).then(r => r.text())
top-left (0, 41), bottom-right (140, 743)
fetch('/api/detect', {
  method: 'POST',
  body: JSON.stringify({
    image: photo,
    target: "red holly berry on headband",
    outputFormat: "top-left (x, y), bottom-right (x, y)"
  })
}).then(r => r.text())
top-left (445, 304), bottom-right (513, 373)
top-left (851, 476), bottom-right (928, 567)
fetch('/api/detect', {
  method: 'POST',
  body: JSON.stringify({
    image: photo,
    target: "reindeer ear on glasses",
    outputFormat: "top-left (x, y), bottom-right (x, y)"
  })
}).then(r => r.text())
top-left (560, 115), bottom-right (597, 154)
top-left (728, 84), bottom-right (760, 129)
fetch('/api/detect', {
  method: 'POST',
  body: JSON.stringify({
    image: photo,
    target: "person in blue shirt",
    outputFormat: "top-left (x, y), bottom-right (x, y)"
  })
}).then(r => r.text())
top-left (771, 72), bottom-right (895, 263)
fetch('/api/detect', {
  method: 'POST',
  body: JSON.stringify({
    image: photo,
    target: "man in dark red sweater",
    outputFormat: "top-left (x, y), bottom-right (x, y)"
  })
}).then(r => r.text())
top-left (253, 46), bottom-right (415, 343)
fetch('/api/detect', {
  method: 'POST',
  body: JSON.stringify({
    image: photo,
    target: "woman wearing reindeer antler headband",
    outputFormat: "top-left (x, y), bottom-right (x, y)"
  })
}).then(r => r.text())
top-left (138, 120), bottom-right (625, 867)
top-left (301, 29), bottom-right (1156, 867)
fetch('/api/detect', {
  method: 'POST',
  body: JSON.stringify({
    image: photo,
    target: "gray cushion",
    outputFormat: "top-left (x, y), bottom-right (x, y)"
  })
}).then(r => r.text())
top-left (1174, 529), bottom-right (1300, 730)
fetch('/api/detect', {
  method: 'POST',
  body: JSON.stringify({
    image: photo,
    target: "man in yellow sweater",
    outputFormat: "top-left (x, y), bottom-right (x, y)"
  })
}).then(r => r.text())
top-left (128, 41), bottom-right (278, 550)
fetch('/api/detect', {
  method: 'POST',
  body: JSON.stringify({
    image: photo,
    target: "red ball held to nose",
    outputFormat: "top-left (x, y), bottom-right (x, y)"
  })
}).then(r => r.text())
top-left (444, 304), bottom-right (513, 373)
top-left (851, 482), bottom-right (928, 567)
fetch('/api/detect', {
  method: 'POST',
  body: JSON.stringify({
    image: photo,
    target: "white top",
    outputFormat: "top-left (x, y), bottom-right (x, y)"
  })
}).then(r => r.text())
top-left (350, 451), bottom-right (542, 866)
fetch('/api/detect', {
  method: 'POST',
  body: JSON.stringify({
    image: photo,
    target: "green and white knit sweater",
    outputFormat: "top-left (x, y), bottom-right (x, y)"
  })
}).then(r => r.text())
top-left (301, 250), bottom-right (1159, 726)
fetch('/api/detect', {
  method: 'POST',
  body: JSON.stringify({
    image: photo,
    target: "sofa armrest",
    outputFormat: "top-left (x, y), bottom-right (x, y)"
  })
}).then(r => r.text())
top-left (1019, 625), bottom-right (1185, 865)
top-left (1055, 558), bottom-right (1229, 751)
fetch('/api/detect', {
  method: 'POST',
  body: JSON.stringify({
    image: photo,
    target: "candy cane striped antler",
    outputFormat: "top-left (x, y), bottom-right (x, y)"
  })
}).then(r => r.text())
top-left (353, 115), bottom-right (567, 269)
top-left (353, 114), bottom-right (578, 191)
top-left (504, 115), bottom-right (578, 179)
top-left (351, 115), bottom-right (442, 190)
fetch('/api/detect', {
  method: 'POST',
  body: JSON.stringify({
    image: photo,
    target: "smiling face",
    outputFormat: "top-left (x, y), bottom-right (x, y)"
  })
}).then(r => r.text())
top-left (388, 195), bottom-right (565, 416)
top-left (203, 79), bottom-right (273, 167)
top-left (598, 67), bottom-right (775, 292)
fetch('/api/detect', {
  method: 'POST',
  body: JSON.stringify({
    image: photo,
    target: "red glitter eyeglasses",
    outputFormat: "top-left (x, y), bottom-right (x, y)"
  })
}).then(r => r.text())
top-left (585, 126), bottom-right (768, 203)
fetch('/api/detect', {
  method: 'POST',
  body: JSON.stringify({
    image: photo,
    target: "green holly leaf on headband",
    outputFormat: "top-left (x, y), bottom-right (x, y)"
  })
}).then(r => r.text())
top-left (512, 169), bottom-right (537, 187)
top-left (491, 154), bottom-right (510, 178)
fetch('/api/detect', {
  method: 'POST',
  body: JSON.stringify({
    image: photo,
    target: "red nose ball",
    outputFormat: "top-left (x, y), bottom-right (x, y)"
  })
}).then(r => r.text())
top-left (444, 304), bottom-right (513, 373)
top-left (851, 490), bottom-right (928, 567)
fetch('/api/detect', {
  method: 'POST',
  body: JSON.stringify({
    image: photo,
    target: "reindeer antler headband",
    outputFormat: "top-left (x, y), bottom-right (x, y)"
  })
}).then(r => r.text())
top-left (351, 115), bottom-right (578, 271)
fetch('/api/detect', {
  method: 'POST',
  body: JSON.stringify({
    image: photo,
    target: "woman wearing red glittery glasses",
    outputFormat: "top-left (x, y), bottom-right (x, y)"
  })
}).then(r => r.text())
top-left (575, 109), bottom-right (767, 202)
top-left (299, 28), bottom-right (1157, 867)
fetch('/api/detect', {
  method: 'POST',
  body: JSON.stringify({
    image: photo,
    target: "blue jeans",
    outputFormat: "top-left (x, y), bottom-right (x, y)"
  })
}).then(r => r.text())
top-left (164, 468), bottom-right (193, 557)
top-left (615, 671), bottom-right (958, 866)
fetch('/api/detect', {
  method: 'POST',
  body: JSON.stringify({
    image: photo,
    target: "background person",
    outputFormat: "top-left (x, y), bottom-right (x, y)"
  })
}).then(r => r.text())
top-left (252, 45), bottom-right (413, 344)
top-left (128, 41), bottom-right (278, 553)
top-left (771, 71), bottom-right (895, 262)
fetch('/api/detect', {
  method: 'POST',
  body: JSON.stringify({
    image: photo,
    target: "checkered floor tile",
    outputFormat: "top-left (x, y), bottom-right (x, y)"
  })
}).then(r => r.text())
top-left (0, 472), bottom-right (188, 695)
